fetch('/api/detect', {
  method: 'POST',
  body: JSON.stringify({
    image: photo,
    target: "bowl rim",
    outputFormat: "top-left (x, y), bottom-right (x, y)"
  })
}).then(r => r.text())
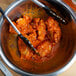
top-left (0, 0), bottom-right (76, 76)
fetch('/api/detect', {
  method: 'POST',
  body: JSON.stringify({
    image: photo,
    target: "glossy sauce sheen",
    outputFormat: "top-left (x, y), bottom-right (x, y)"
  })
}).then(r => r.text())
top-left (9, 15), bottom-right (61, 63)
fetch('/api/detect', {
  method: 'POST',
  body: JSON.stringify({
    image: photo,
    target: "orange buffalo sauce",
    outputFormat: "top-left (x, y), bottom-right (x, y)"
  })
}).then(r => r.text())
top-left (9, 15), bottom-right (61, 63)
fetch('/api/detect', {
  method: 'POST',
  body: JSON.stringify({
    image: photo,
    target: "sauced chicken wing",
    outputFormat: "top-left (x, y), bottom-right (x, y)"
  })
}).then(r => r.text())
top-left (32, 18), bottom-right (40, 29)
top-left (9, 16), bottom-right (33, 35)
top-left (32, 19), bottom-right (46, 41)
top-left (9, 15), bottom-right (61, 63)
top-left (37, 19), bottom-right (46, 41)
top-left (37, 40), bottom-right (52, 57)
top-left (45, 17), bottom-right (61, 45)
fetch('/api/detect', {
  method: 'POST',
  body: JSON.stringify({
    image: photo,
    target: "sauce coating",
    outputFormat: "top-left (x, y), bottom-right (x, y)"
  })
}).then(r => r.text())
top-left (9, 15), bottom-right (61, 63)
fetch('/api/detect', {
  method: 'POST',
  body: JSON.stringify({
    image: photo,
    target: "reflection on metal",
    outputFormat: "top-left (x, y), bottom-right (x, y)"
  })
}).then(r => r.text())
top-left (0, 61), bottom-right (12, 76)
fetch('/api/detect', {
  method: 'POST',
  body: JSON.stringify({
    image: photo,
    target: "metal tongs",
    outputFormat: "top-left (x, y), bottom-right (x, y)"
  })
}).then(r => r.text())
top-left (32, 0), bottom-right (67, 24)
top-left (0, 7), bottom-right (37, 54)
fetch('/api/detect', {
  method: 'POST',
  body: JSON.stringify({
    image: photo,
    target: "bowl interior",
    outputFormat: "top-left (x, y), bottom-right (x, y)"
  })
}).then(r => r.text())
top-left (1, 0), bottom-right (76, 74)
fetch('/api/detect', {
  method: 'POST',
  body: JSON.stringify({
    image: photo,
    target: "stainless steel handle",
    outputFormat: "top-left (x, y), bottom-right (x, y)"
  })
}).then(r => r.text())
top-left (32, 0), bottom-right (45, 7)
top-left (0, 7), bottom-right (21, 35)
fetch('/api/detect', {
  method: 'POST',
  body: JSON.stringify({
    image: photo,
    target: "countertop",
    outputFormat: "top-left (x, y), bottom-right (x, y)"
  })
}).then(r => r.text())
top-left (0, 0), bottom-right (76, 76)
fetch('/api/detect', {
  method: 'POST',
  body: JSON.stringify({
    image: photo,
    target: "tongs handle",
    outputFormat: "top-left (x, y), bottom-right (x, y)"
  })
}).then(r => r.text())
top-left (0, 7), bottom-right (37, 53)
top-left (18, 34), bottom-right (36, 52)
top-left (0, 7), bottom-right (21, 34)
top-left (44, 6), bottom-right (67, 24)
top-left (32, 0), bottom-right (67, 24)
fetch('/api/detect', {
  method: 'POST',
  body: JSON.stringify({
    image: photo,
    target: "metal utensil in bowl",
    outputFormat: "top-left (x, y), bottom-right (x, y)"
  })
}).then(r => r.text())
top-left (32, 0), bottom-right (67, 24)
top-left (0, 7), bottom-right (37, 53)
top-left (0, 0), bottom-right (76, 76)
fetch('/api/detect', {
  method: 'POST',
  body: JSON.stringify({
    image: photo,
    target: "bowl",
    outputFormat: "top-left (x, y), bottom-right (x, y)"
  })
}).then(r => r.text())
top-left (0, 0), bottom-right (76, 76)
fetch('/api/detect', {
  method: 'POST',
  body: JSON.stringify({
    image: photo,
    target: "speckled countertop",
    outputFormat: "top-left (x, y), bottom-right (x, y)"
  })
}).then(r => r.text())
top-left (0, 0), bottom-right (76, 76)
